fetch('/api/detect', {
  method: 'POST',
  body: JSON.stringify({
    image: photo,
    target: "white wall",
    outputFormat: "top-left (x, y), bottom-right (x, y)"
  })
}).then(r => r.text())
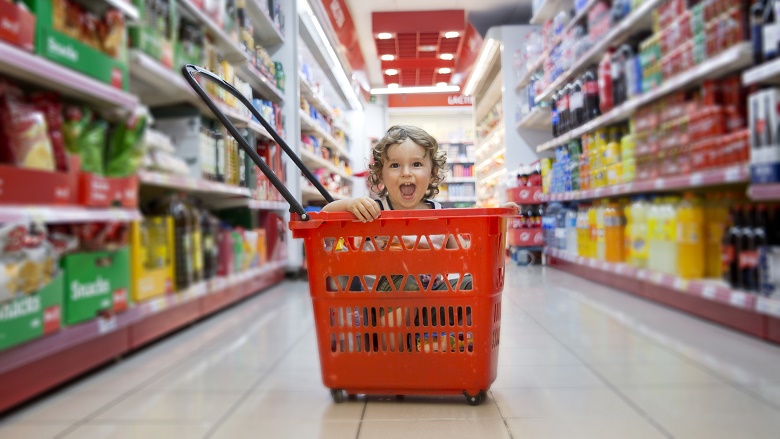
top-left (387, 108), bottom-right (474, 142)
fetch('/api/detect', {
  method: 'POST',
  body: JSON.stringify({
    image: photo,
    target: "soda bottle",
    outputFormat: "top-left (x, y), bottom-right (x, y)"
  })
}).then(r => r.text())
top-left (723, 206), bottom-right (744, 288)
top-left (705, 193), bottom-right (728, 278)
top-left (571, 78), bottom-right (585, 128)
top-left (551, 91), bottom-right (560, 137)
top-left (676, 193), bottom-right (705, 279)
top-left (740, 205), bottom-right (760, 291)
top-left (604, 202), bottom-right (625, 262)
top-left (583, 68), bottom-right (601, 121)
top-left (559, 85), bottom-right (571, 134)
top-left (598, 49), bottom-right (615, 114)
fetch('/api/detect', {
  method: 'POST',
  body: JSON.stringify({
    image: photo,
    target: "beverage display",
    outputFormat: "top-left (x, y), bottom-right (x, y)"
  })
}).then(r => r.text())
top-left (677, 193), bottom-right (705, 279)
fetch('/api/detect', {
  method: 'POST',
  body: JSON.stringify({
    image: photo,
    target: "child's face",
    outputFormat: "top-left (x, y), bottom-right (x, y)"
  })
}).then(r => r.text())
top-left (381, 138), bottom-right (434, 210)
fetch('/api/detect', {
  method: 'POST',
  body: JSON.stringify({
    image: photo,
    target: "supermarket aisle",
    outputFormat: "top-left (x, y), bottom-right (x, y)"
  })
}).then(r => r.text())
top-left (3, 265), bottom-right (780, 439)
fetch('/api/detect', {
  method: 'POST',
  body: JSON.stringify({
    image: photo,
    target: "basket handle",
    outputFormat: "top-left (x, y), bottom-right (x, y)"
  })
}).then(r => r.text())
top-left (181, 64), bottom-right (335, 221)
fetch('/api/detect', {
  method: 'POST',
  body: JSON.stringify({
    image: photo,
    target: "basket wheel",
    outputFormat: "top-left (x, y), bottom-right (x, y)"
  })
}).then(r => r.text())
top-left (330, 389), bottom-right (345, 403)
top-left (463, 390), bottom-right (486, 406)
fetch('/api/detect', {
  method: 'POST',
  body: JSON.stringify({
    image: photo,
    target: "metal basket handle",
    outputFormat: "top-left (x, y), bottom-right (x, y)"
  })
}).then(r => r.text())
top-left (182, 64), bottom-right (335, 221)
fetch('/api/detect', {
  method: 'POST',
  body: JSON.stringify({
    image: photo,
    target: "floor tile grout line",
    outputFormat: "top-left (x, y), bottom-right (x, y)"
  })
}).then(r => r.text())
top-left (354, 399), bottom-right (368, 439)
top-left (51, 283), bottom-right (300, 439)
top-left (203, 324), bottom-right (313, 439)
top-left (552, 275), bottom-right (780, 414)
top-left (490, 389), bottom-right (515, 439)
top-left (516, 308), bottom-right (675, 439)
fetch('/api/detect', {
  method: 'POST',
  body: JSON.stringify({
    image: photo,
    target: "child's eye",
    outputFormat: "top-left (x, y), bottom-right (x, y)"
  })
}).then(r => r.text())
top-left (389, 163), bottom-right (399, 168)
top-left (413, 162), bottom-right (424, 167)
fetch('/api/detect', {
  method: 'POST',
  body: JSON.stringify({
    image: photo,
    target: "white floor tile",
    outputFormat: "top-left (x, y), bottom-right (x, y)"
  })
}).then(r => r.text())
top-left (62, 423), bottom-right (211, 439)
top-left (357, 419), bottom-right (511, 439)
top-left (492, 388), bottom-right (643, 419)
top-left (362, 395), bottom-right (501, 420)
top-left (227, 390), bottom-right (364, 421)
top-left (491, 364), bottom-right (606, 388)
top-left (211, 419), bottom-right (359, 439)
top-left (0, 423), bottom-right (72, 439)
top-left (505, 418), bottom-right (666, 439)
top-left (92, 389), bottom-right (241, 423)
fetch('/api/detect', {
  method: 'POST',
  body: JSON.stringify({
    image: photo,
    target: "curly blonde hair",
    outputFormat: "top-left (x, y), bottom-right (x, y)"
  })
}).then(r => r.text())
top-left (368, 125), bottom-right (447, 199)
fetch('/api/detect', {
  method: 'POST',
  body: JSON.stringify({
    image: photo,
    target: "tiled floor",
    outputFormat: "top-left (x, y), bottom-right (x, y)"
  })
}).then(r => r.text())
top-left (3, 264), bottom-right (780, 438)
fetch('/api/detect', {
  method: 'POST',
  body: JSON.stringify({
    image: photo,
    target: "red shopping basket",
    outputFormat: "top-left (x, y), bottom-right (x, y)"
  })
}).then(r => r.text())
top-left (182, 65), bottom-right (512, 405)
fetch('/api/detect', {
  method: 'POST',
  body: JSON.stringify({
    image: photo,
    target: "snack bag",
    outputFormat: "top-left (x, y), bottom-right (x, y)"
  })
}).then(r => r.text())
top-left (62, 105), bottom-right (92, 154)
top-left (0, 81), bottom-right (56, 171)
top-left (80, 118), bottom-right (108, 175)
top-left (105, 108), bottom-right (147, 177)
top-left (0, 223), bottom-right (59, 303)
top-left (31, 92), bottom-right (69, 172)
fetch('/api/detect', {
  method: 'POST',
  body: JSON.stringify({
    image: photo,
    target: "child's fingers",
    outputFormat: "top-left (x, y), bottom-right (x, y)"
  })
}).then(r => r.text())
top-left (353, 202), bottom-right (372, 222)
top-left (362, 198), bottom-right (381, 219)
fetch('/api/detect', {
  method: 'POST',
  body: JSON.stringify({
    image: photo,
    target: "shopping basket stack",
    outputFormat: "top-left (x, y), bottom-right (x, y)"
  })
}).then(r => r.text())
top-left (182, 65), bottom-right (512, 405)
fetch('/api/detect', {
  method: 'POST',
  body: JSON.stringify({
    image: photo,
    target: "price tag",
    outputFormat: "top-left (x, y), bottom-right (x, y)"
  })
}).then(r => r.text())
top-left (149, 297), bottom-right (167, 313)
top-left (673, 278), bottom-right (688, 291)
top-left (637, 270), bottom-right (647, 280)
top-left (97, 315), bottom-right (117, 334)
top-left (615, 264), bottom-right (624, 275)
top-left (690, 173), bottom-right (703, 186)
top-left (654, 179), bottom-right (665, 189)
top-left (729, 293), bottom-right (747, 308)
top-left (702, 285), bottom-right (717, 299)
top-left (653, 272), bottom-right (664, 285)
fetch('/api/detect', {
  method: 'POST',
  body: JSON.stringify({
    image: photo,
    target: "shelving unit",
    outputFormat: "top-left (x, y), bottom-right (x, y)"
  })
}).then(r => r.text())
top-left (543, 164), bottom-right (749, 201)
top-left (516, 107), bottom-right (551, 130)
top-left (536, 42), bottom-right (752, 152)
top-left (530, 0), bottom-right (573, 25)
top-left (0, 0), bottom-right (298, 412)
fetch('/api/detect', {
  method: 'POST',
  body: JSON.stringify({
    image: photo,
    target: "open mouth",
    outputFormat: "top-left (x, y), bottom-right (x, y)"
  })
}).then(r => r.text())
top-left (399, 183), bottom-right (416, 197)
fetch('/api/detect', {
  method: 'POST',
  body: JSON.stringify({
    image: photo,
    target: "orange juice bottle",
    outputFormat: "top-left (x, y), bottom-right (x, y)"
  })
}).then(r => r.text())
top-left (705, 193), bottom-right (729, 278)
top-left (605, 202), bottom-right (625, 262)
top-left (677, 193), bottom-right (705, 279)
top-left (596, 200), bottom-right (607, 260)
top-left (587, 203), bottom-right (598, 258)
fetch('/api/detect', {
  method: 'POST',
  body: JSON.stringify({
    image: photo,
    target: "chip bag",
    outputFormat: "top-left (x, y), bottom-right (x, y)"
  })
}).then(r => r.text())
top-left (0, 82), bottom-right (56, 171)
top-left (80, 118), bottom-right (108, 175)
top-left (105, 107), bottom-right (147, 177)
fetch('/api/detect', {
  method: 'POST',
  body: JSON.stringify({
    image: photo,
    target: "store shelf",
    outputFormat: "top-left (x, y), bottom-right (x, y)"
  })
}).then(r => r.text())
top-left (479, 167), bottom-right (508, 184)
top-left (138, 170), bottom-right (253, 197)
top-left (446, 177), bottom-right (477, 183)
top-left (0, 205), bottom-right (141, 224)
top-left (299, 109), bottom-right (349, 158)
top-left (0, 41), bottom-right (138, 112)
top-left (245, 0), bottom-right (285, 46)
top-left (476, 122), bottom-right (505, 154)
top-left (300, 73), bottom-right (336, 120)
top-left (516, 108), bottom-right (551, 130)
top-left (476, 147), bottom-right (506, 171)
top-left (105, 0), bottom-right (140, 21)
top-left (563, 0), bottom-right (600, 34)
top-left (536, 42), bottom-right (753, 152)
top-left (535, 0), bottom-right (662, 104)
top-left (756, 296), bottom-right (780, 319)
top-left (238, 63), bottom-right (285, 102)
top-left (747, 183), bottom-right (780, 201)
top-left (545, 247), bottom-right (765, 336)
top-left (530, 0), bottom-right (573, 24)
top-left (542, 164), bottom-right (749, 201)
top-left (301, 185), bottom-right (348, 202)
top-left (742, 57), bottom-right (780, 86)
top-left (0, 260), bottom-right (286, 412)
top-left (247, 199), bottom-right (288, 210)
top-left (440, 196), bottom-right (478, 203)
top-left (178, 0), bottom-right (249, 64)
top-left (300, 149), bottom-right (352, 181)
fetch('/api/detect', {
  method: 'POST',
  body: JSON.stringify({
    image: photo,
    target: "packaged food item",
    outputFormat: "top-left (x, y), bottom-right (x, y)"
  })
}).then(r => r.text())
top-left (62, 105), bottom-right (92, 154)
top-left (80, 118), bottom-right (108, 175)
top-left (0, 223), bottom-right (60, 303)
top-left (0, 82), bottom-right (55, 171)
top-left (105, 108), bottom-right (147, 177)
top-left (31, 92), bottom-right (69, 172)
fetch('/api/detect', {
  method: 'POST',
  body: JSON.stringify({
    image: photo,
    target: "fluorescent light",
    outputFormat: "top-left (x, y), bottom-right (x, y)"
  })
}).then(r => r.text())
top-left (438, 67), bottom-right (452, 74)
top-left (299, 0), bottom-right (362, 110)
top-left (381, 54), bottom-right (395, 61)
top-left (371, 85), bottom-right (461, 95)
top-left (385, 69), bottom-right (398, 76)
top-left (440, 53), bottom-right (454, 60)
top-left (444, 31), bottom-right (459, 38)
top-left (418, 45), bottom-right (437, 52)
top-left (388, 83), bottom-right (399, 88)
top-left (463, 38), bottom-right (496, 96)
top-left (437, 82), bottom-right (448, 87)
top-left (377, 32), bottom-right (393, 39)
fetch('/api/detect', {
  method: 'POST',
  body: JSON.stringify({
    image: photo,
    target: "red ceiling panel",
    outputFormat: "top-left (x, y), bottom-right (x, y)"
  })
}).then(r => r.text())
top-left (371, 10), bottom-right (470, 87)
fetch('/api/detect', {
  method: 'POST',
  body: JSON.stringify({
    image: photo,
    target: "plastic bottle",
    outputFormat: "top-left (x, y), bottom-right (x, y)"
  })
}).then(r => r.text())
top-left (659, 197), bottom-right (679, 274)
top-left (604, 202), bottom-right (625, 262)
top-left (596, 200), bottom-right (607, 260)
top-left (577, 205), bottom-right (590, 257)
top-left (647, 197), bottom-right (663, 272)
top-left (705, 194), bottom-right (728, 278)
top-left (583, 68), bottom-right (600, 121)
top-left (551, 90), bottom-right (560, 137)
top-left (723, 205), bottom-right (744, 288)
top-left (598, 49), bottom-right (615, 114)
top-left (587, 203), bottom-right (598, 258)
top-left (157, 194), bottom-right (193, 291)
top-left (571, 78), bottom-right (585, 128)
top-left (184, 197), bottom-right (204, 283)
top-left (676, 193), bottom-right (705, 279)
top-left (556, 205), bottom-right (568, 250)
top-left (629, 197), bottom-right (649, 268)
top-left (624, 197), bottom-right (633, 262)
top-left (567, 206), bottom-right (579, 254)
top-left (740, 205), bottom-right (758, 291)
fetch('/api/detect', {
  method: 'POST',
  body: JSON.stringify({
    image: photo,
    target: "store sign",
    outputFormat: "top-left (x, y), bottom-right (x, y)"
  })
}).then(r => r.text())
top-left (320, 0), bottom-right (369, 92)
top-left (388, 93), bottom-right (473, 108)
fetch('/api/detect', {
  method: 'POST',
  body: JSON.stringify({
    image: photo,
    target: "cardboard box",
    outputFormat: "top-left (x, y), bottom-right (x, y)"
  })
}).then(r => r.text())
top-left (0, 272), bottom-right (63, 351)
top-left (62, 247), bottom-right (131, 326)
top-left (130, 218), bottom-right (175, 302)
top-left (0, 0), bottom-right (35, 51)
top-left (78, 173), bottom-right (139, 207)
top-left (749, 89), bottom-right (780, 183)
top-left (23, 0), bottom-right (129, 89)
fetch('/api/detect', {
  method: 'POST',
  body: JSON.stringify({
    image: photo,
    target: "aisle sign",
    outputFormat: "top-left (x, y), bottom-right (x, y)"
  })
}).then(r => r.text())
top-left (388, 93), bottom-right (473, 108)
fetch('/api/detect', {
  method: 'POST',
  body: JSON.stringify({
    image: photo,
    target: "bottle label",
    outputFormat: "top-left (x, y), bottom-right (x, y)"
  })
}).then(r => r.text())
top-left (570, 92), bottom-right (584, 110)
top-left (677, 223), bottom-right (702, 244)
top-left (739, 250), bottom-right (759, 269)
top-left (722, 245), bottom-right (734, 264)
top-left (647, 218), bottom-right (658, 240)
top-left (604, 215), bottom-right (622, 227)
top-left (633, 237), bottom-right (646, 252)
top-left (662, 220), bottom-right (676, 241)
top-left (585, 81), bottom-right (599, 95)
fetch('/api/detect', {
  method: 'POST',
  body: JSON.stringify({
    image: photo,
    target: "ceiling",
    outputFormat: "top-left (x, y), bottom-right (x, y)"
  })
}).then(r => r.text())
top-left (344, 0), bottom-right (532, 88)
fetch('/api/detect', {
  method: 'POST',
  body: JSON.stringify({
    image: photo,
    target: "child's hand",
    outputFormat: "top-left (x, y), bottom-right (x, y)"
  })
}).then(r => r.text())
top-left (346, 197), bottom-right (381, 222)
top-left (501, 202), bottom-right (520, 213)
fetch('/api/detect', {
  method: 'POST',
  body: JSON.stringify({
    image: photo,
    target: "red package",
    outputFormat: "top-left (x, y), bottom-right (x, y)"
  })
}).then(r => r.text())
top-left (0, 82), bottom-right (55, 171)
top-left (31, 92), bottom-right (69, 172)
